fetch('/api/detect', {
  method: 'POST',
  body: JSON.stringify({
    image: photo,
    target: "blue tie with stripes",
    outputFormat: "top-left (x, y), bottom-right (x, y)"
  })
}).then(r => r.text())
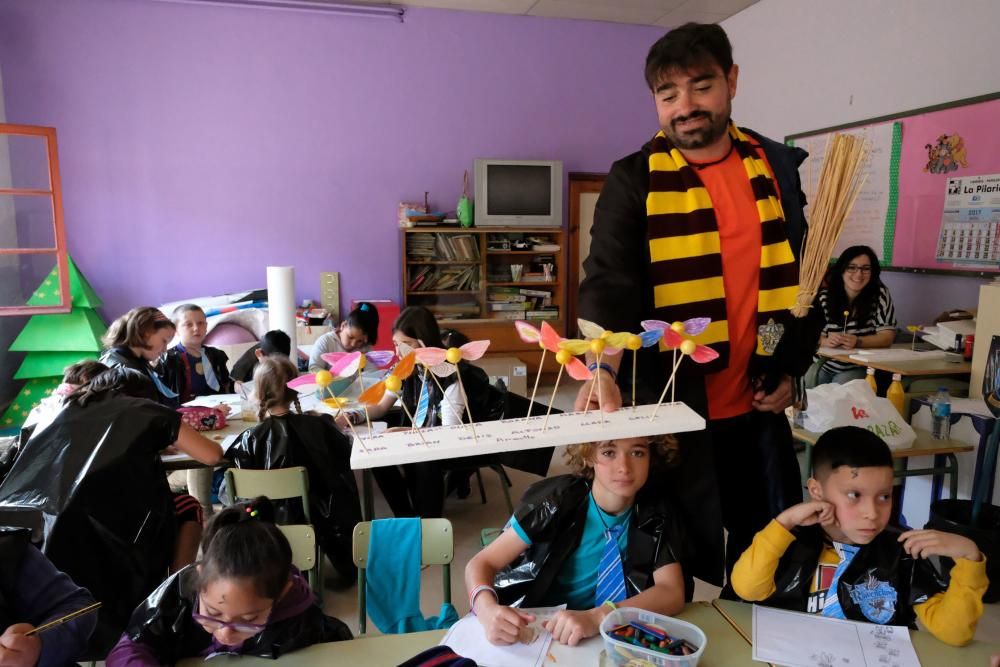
top-left (595, 524), bottom-right (627, 606)
top-left (413, 377), bottom-right (430, 428)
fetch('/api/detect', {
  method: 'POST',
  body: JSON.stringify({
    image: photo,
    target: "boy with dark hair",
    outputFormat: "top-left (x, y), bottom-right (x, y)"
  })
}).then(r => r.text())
top-left (732, 426), bottom-right (987, 646)
top-left (465, 436), bottom-right (688, 647)
top-left (231, 329), bottom-right (293, 386)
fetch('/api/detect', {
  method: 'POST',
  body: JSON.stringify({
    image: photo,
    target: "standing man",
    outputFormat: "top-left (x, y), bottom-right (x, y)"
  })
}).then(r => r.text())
top-left (576, 23), bottom-right (822, 589)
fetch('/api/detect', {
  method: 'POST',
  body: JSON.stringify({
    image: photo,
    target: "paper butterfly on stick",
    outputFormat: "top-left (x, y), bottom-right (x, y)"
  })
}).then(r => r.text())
top-left (514, 320), bottom-right (592, 429)
top-left (410, 340), bottom-right (491, 441)
top-left (287, 369), bottom-right (372, 450)
top-left (641, 318), bottom-right (719, 419)
top-left (356, 351), bottom-right (426, 444)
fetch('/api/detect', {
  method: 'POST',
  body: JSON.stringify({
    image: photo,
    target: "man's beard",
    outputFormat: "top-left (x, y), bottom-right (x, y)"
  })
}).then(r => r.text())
top-left (663, 109), bottom-right (730, 150)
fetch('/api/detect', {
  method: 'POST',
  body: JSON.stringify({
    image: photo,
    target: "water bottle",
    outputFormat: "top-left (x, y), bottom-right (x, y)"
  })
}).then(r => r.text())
top-left (931, 387), bottom-right (951, 440)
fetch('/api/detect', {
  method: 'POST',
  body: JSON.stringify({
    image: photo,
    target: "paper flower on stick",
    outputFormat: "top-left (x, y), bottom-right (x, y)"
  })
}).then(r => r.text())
top-left (413, 340), bottom-right (491, 441)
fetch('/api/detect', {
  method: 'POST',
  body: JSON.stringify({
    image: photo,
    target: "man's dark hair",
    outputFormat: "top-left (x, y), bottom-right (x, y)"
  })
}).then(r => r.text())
top-left (812, 426), bottom-right (893, 480)
top-left (645, 22), bottom-right (734, 90)
top-left (259, 330), bottom-right (292, 357)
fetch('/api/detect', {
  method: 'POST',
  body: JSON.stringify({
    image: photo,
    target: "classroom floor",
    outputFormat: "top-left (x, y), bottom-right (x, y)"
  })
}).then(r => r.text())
top-left (320, 380), bottom-right (1000, 644)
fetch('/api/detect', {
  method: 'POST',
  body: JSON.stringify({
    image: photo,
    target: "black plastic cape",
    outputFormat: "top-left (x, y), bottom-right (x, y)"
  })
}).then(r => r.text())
top-left (494, 475), bottom-right (692, 608)
top-left (0, 395), bottom-right (180, 655)
top-left (224, 412), bottom-right (362, 579)
top-left (117, 564), bottom-right (351, 661)
top-left (763, 524), bottom-right (948, 627)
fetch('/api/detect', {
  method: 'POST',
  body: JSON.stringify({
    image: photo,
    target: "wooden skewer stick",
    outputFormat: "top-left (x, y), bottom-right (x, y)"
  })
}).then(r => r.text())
top-left (583, 350), bottom-right (601, 415)
top-left (595, 351), bottom-right (605, 427)
top-left (427, 367), bottom-right (464, 428)
top-left (632, 349), bottom-right (638, 408)
top-left (542, 363), bottom-right (565, 432)
top-left (397, 399), bottom-right (428, 446)
top-left (650, 354), bottom-right (686, 422)
top-left (453, 366), bottom-right (479, 442)
top-left (358, 374), bottom-right (373, 433)
top-left (25, 602), bottom-right (102, 637)
top-left (670, 348), bottom-right (678, 404)
top-left (525, 348), bottom-right (546, 421)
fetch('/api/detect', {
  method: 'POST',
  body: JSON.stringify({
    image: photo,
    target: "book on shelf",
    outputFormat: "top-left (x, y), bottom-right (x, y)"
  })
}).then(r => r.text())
top-left (526, 308), bottom-right (559, 319)
top-left (489, 301), bottom-right (531, 311)
top-left (409, 265), bottom-right (478, 291)
top-left (518, 288), bottom-right (550, 297)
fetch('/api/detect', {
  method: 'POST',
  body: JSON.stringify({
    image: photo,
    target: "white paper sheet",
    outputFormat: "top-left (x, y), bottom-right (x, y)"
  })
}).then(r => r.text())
top-left (848, 349), bottom-right (953, 362)
top-left (949, 397), bottom-right (993, 417)
top-left (752, 605), bottom-right (921, 667)
top-left (440, 605), bottom-right (565, 667)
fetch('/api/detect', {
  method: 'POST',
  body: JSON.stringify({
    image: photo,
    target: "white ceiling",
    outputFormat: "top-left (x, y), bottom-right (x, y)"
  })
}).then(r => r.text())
top-left (344, 0), bottom-right (758, 27)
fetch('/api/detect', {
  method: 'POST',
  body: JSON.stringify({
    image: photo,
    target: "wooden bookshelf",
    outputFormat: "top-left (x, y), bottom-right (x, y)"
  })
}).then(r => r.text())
top-left (401, 226), bottom-right (567, 376)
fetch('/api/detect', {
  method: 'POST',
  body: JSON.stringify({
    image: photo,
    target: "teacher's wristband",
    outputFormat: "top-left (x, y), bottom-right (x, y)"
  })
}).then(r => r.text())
top-left (588, 362), bottom-right (617, 380)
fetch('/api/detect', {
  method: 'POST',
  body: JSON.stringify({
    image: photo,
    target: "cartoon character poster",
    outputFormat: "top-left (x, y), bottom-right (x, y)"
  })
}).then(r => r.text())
top-left (923, 133), bottom-right (969, 173)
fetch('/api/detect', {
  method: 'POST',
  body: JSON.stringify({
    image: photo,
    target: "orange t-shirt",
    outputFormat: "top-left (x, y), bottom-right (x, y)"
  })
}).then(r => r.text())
top-left (694, 143), bottom-right (780, 420)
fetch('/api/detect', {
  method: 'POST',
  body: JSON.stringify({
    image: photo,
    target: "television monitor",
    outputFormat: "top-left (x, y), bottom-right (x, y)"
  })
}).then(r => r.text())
top-left (474, 159), bottom-right (562, 227)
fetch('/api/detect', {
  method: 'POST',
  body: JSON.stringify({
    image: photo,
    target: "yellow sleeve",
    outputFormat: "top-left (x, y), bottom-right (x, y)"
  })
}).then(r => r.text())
top-left (914, 556), bottom-right (988, 647)
top-left (731, 519), bottom-right (796, 601)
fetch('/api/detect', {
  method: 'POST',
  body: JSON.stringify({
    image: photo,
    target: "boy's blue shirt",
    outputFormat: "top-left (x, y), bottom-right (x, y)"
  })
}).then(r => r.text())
top-left (509, 495), bottom-right (632, 610)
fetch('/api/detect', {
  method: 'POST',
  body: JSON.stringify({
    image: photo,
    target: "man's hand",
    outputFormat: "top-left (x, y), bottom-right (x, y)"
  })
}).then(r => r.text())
top-left (573, 372), bottom-right (622, 413)
top-left (776, 500), bottom-right (835, 531)
top-left (474, 597), bottom-right (536, 646)
top-left (542, 608), bottom-right (605, 646)
top-left (899, 529), bottom-right (982, 562)
top-left (825, 332), bottom-right (854, 348)
top-left (0, 624), bottom-right (41, 667)
top-left (752, 375), bottom-right (793, 413)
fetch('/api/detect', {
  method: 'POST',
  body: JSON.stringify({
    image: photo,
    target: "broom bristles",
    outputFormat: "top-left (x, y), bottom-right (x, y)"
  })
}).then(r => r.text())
top-left (791, 133), bottom-right (870, 318)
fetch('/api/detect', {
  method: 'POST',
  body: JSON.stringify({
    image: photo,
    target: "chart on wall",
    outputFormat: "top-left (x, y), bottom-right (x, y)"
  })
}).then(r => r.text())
top-left (787, 93), bottom-right (1000, 274)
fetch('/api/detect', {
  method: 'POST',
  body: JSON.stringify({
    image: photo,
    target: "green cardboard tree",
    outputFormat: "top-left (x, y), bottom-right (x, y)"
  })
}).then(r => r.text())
top-left (1, 257), bottom-right (106, 429)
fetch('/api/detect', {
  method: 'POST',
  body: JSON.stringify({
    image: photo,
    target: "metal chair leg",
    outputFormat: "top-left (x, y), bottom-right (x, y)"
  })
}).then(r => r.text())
top-left (476, 469), bottom-right (487, 504)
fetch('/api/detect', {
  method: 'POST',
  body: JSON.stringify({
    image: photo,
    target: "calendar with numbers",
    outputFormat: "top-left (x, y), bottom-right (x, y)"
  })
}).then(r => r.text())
top-left (937, 173), bottom-right (1000, 266)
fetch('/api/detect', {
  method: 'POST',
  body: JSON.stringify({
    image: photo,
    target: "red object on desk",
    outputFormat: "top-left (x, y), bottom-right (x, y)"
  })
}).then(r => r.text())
top-left (352, 299), bottom-right (400, 352)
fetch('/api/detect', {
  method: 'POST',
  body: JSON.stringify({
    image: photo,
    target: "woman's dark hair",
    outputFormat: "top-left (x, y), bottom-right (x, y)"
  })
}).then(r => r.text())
top-left (441, 328), bottom-right (470, 348)
top-left (392, 306), bottom-right (444, 349)
top-left (62, 360), bottom-right (108, 385)
top-left (824, 245), bottom-right (883, 325)
top-left (345, 302), bottom-right (379, 347)
top-left (259, 330), bottom-right (292, 357)
top-left (66, 366), bottom-right (158, 406)
top-left (645, 22), bottom-right (734, 91)
top-left (102, 307), bottom-right (175, 350)
top-left (197, 496), bottom-right (292, 600)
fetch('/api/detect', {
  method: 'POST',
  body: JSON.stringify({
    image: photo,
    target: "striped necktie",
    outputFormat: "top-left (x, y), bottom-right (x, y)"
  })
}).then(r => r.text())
top-left (595, 524), bottom-right (627, 606)
top-left (413, 377), bottom-right (430, 428)
top-left (820, 543), bottom-right (860, 619)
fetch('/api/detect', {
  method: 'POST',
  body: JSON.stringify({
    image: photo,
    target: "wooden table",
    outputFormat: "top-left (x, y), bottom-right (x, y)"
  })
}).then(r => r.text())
top-left (713, 599), bottom-right (1000, 665)
top-left (791, 424), bottom-right (973, 498)
top-left (817, 347), bottom-right (972, 377)
top-left (176, 602), bottom-right (758, 666)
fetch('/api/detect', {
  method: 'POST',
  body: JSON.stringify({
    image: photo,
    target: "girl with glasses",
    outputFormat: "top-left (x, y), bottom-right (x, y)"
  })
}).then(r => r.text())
top-left (106, 497), bottom-right (351, 663)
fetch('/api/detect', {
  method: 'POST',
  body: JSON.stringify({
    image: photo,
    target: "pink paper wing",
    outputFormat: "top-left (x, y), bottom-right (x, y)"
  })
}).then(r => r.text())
top-left (691, 344), bottom-right (720, 363)
top-left (365, 350), bottom-right (396, 369)
top-left (641, 319), bottom-right (669, 332)
top-left (329, 353), bottom-right (362, 378)
top-left (661, 329), bottom-right (684, 349)
top-left (287, 374), bottom-right (320, 394)
top-left (539, 321), bottom-right (562, 353)
top-left (564, 357), bottom-right (594, 381)
top-left (459, 340), bottom-right (491, 361)
top-left (414, 347), bottom-right (448, 367)
top-left (514, 321), bottom-right (541, 344)
top-left (320, 352), bottom-right (351, 367)
top-left (429, 361), bottom-right (457, 378)
top-left (683, 317), bottom-right (712, 336)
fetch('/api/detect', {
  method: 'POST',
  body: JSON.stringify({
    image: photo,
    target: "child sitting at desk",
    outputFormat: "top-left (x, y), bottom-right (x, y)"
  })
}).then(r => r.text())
top-left (307, 301), bottom-right (379, 372)
top-left (100, 306), bottom-right (180, 406)
top-left (224, 357), bottom-right (362, 582)
top-left (160, 304), bottom-right (234, 403)
top-left (20, 360), bottom-right (108, 433)
top-left (464, 436), bottom-right (688, 647)
top-left (106, 497), bottom-right (351, 663)
top-left (231, 329), bottom-right (292, 395)
top-left (731, 426), bottom-right (987, 646)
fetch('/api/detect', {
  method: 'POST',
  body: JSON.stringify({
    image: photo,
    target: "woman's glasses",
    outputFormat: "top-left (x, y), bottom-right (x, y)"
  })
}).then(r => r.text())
top-left (844, 265), bottom-right (872, 275)
top-left (193, 612), bottom-right (267, 636)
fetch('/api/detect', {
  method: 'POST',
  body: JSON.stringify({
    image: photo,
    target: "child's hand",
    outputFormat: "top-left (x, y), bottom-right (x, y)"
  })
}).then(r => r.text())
top-left (542, 608), bottom-right (603, 646)
top-left (899, 529), bottom-right (982, 562)
top-left (990, 652), bottom-right (999, 667)
top-left (0, 623), bottom-right (42, 667)
top-left (475, 600), bottom-right (535, 646)
top-left (776, 500), bottom-right (835, 531)
top-left (216, 404), bottom-right (232, 417)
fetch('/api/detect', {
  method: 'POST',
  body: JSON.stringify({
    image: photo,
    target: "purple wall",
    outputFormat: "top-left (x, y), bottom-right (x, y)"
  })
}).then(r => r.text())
top-left (0, 0), bottom-right (665, 319)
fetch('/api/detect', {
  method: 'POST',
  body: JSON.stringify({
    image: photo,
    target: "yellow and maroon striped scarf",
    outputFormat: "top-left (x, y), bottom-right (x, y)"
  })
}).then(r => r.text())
top-left (646, 124), bottom-right (798, 372)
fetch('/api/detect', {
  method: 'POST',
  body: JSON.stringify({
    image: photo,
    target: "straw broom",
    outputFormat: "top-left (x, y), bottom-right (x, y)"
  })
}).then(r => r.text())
top-left (791, 133), bottom-right (870, 318)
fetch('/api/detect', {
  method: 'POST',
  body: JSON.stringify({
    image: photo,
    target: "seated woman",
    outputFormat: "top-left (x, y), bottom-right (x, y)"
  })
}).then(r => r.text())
top-left (0, 367), bottom-right (222, 656)
top-left (812, 245), bottom-right (897, 386)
